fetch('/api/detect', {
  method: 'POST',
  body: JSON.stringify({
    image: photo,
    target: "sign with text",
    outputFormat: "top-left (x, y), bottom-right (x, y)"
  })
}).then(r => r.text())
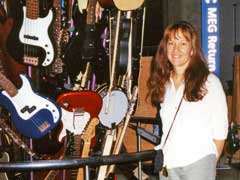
top-left (201, 0), bottom-right (220, 76)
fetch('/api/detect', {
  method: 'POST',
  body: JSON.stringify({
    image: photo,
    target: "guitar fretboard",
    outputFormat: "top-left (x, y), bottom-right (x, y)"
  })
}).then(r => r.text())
top-left (26, 0), bottom-right (39, 19)
top-left (70, 135), bottom-right (82, 179)
top-left (51, 0), bottom-right (63, 74)
top-left (0, 72), bottom-right (17, 97)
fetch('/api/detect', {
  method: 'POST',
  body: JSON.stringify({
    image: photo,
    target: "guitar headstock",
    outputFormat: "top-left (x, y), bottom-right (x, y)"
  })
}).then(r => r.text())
top-left (86, 0), bottom-right (97, 25)
top-left (82, 117), bottom-right (99, 143)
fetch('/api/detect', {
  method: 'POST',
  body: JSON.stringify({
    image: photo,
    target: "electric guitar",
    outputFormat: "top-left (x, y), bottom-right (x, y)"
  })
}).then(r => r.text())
top-left (6, 0), bottom-right (56, 67)
top-left (76, 117), bottom-right (99, 180)
top-left (56, 91), bottom-right (102, 142)
top-left (65, 0), bottom-right (108, 87)
top-left (0, 73), bottom-right (62, 138)
top-left (56, 91), bottom-right (102, 179)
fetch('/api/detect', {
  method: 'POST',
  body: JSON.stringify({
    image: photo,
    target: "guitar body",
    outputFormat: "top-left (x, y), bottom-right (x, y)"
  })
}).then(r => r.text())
top-left (113, 0), bottom-right (144, 10)
top-left (56, 91), bottom-right (102, 141)
top-left (0, 74), bottom-right (61, 138)
top-left (58, 108), bottom-right (91, 142)
top-left (64, 4), bottom-right (86, 82)
top-left (7, 3), bottom-right (56, 67)
top-left (64, 1), bottom-right (108, 85)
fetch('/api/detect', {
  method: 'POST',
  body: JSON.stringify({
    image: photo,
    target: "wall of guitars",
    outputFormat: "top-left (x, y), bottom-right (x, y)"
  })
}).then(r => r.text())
top-left (0, 0), bottom-right (163, 179)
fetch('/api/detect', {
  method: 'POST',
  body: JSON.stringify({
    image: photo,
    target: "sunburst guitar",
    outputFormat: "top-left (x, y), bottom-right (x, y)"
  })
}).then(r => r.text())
top-left (0, 73), bottom-right (61, 138)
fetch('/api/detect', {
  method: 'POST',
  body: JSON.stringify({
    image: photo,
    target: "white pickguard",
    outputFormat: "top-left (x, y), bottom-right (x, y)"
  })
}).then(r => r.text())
top-left (2, 74), bottom-right (60, 122)
top-left (58, 108), bottom-right (91, 142)
top-left (19, 7), bottom-right (54, 67)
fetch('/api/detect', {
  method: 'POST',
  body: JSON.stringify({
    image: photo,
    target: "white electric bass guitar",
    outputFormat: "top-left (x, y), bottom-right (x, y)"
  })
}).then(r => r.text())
top-left (19, 0), bottom-right (55, 66)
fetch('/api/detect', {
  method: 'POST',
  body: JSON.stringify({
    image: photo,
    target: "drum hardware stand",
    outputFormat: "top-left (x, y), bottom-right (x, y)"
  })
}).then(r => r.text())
top-left (129, 125), bottom-right (161, 145)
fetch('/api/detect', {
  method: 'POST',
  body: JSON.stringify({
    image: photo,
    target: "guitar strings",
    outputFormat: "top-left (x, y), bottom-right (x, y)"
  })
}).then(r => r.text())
top-left (4, 76), bottom-right (60, 137)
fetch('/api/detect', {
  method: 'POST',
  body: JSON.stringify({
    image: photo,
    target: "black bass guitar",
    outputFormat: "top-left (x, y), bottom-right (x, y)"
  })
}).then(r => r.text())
top-left (64, 0), bottom-right (108, 88)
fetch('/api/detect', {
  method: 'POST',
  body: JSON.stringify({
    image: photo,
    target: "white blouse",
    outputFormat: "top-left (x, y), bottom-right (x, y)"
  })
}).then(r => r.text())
top-left (154, 73), bottom-right (229, 168)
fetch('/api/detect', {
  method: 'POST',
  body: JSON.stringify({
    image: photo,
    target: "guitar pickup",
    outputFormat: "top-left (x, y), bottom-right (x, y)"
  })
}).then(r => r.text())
top-left (24, 34), bottom-right (39, 41)
top-left (38, 121), bottom-right (50, 132)
top-left (24, 56), bottom-right (39, 66)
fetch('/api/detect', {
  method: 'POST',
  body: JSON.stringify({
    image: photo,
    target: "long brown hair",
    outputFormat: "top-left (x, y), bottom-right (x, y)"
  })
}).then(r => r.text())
top-left (147, 21), bottom-right (209, 106)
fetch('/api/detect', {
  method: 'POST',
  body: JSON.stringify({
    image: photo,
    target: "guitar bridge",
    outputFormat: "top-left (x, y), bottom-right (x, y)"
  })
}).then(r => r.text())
top-left (24, 56), bottom-right (39, 66)
top-left (38, 121), bottom-right (50, 132)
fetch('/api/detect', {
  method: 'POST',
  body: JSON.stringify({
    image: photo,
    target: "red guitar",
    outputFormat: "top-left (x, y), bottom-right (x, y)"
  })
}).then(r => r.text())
top-left (56, 91), bottom-right (102, 179)
top-left (56, 91), bottom-right (102, 142)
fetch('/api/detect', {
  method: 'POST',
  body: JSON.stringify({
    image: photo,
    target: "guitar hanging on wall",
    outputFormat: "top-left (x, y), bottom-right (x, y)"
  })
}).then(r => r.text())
top-left (0, 72), bottom-right (62, 138)
top-left (56, 91), bottom-right (102, 179)
top-left (65, 0), bottom-right (108, 88)
top-left (6, 0), bottom-right (56, 67)
top-left (56, 91), bottom-right (102, 142)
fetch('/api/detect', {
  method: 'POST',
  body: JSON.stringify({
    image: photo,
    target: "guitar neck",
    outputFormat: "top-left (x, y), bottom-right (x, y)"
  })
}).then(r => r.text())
top-left (77, 117), bottom-right (99, 180)
top-left (51, 0), bottom-right (63, 74)
top-left (70, 135), bottom-right (82, 179)
top-left (0, 72), bottom-right (17, 97)
top-left (44, 155), bottom-right (64, 180)
top-left (0, 118), bottom-right (40, 159)
top-left (86, 0), bottom-right (97, 25)
top-left (76, 142), bottom-right (91, 180)
top-left (26, 0), bottom-right (39, 19)
top-left (44, 169), bottom-right (61, 180)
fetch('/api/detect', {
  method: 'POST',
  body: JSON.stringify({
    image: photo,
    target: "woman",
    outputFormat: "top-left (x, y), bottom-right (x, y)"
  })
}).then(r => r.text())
top-left (147, 21), bottom-right (229, 180)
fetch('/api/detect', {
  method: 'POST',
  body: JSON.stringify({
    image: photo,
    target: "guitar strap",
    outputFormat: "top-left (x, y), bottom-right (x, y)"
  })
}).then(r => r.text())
top-left (162, 95), bottom-right (184, 148)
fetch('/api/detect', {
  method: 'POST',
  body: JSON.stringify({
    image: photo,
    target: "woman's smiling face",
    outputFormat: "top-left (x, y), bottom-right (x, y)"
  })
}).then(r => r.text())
top-left (167, 30), bottom-right (193, 71)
